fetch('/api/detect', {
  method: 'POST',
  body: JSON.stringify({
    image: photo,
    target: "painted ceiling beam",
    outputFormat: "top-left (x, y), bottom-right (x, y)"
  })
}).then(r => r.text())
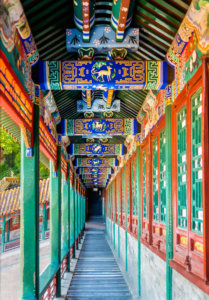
top-left (66, 26), bottom-right (139, 52)
top-left (69, 143), bottom-right (125, 156)
top-left (61, 119), bottom-right (137, 136)
top-left (74, 158), bottom-right (117, 168)
top-left (111, 0), bottom-right (135, 42)
top-left (36, 60), bottom-right (169, 91)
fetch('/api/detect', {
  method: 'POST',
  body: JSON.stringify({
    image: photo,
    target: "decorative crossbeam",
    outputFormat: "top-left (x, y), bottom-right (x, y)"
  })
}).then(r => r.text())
top-left (66, 26), bottom-right (139, 52)
top-left (78, 168), bottom-right (113, 175)
top-left (79, 174), bottom-right (110, 179)
top-left (69, 143), bottom-right (124, 156)
top-left (61, 119), bottom-right (137, 136)
top-left (37, 60), bottom-right (168, 91)
top-left (77, 99), bottom-right (120, 112)
top-left (74, 158), bottom-right (117, 168)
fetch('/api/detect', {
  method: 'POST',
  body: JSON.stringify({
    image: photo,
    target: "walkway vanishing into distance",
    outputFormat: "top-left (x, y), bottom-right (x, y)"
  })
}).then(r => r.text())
top-left (68, 217), bottom-right (132, 300)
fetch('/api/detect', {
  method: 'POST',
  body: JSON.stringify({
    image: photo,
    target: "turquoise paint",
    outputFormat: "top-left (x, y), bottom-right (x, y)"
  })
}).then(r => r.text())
top-left (113, 184), bottom-right (115, 249)
top-left (1, 216), bottom-right (5, 253)
top-left (50, 146), bottom-right (61, 297)
top-left (7, 219), bottom-right (10, 242)
top-left (165, 104), bottom-right (173, 300)
top-left (136, 145), bottom-right (141, 296)
top-left (42, 203), bottom-right (47, 240)
top-left (124, 166), bottom-right (128, 272)
top-left (20, 104), bottom-right (39, 300)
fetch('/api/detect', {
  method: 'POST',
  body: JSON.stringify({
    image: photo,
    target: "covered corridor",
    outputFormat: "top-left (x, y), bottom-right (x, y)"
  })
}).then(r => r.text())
top-left (0, 0), bottom-right (209, 299)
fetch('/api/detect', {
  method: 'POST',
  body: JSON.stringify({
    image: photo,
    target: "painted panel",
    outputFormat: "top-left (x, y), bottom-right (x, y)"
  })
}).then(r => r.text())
top-left (191, 88), bottom-right (203, 234)
top-left (69, 143), bottom-right (125, 156)
top-left (160, 129), bottom-right (166, 224)
top-left (61, 119), bottom-right (137, 136)
top-left (77, 99), bottom-right (120, 112)
top-left (66, 26), bottom-right (139, 52)
top-left (152, 137), bottom-right (159, 221)
top-left (38, 60), bottom-right (168, 91)
top-left (177, 106), bottom-right (187, 229)
top-left (74, 158), bottom-right (117, 168)
top-left (78, 168), bottom-right (113, 175)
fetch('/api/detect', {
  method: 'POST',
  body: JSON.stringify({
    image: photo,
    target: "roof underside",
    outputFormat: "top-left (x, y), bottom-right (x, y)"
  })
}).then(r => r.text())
top-left (22, 0), bottom-right (191, 131)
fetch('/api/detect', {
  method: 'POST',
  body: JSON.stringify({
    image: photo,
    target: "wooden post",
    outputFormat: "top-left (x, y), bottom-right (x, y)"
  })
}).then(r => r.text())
top-left (73, 175), bottom-right (76, 258)
top-left (202, 56), bottom-right (209, 283)
top-left (1, 215), bottom-right (6, 253)
top-left (136, 145), bottom-right (141, 296)
top-left (124, 165), bottom-right (128, 271)
top-left (165, 100), bottom-right (173, 300)
top-left (7, 218), bottom-right (10, 242)
top-left (62, 168), bottom-right (70, 254)
top-left (20, 103), bottom-right (39, 299)
top-left (50, 145), bottom-right (61, 297)
top-left (42, 203), bottom-right (47, 240)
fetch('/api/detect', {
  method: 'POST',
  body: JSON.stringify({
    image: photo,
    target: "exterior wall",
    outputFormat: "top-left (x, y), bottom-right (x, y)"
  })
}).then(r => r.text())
top-left (141, 244), bottom-right (166, 300)
top-left (172, 270), bottom-right (209, 300)
top-left (106, 216), bottom-right (209, 300)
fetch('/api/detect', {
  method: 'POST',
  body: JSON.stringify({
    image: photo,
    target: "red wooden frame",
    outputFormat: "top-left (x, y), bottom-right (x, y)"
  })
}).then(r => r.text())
top-left (172, 66), bottom-right (204, 279)
top-left (150, 116), bottom-right (166, 256)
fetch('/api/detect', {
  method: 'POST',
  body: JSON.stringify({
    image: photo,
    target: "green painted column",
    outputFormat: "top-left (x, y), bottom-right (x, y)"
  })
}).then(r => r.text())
top-left (117, 176), bottom-right (120, 258)
top-left (165, 103), bottom-right (173, 300)
top-left (1, 215), bottom-right (6, 253)
top-left (42, 203), bottom-right (47, 240)
top-left (50, 145), bottom-right (61, 297)
top-left (20, 103), bottom-right (39, 300)
top-left (136, 145), bottom-right (141, 296)
top-left (73, 175), bottom-right (76, 258)
top-left (124, 165), bottom-right (128, 272)
top-left (62, 169), bottom-right (70, 253)
top-left (69, 173), bottom-right (75, 254)
top-left (7, 218), bottom-right (10, 242)
top-left (113, 182), bottom-right (115, 249)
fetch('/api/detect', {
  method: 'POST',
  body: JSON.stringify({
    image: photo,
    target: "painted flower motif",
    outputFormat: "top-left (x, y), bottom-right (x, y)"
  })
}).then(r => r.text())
top-left (66, 29), bottom-right (72, 35)
top-left (93, 39), bottom-right (100, 45)
top-left (133, 28), bottom-right (138, 34)
top-left (105, 27), bottom-right (111, 33)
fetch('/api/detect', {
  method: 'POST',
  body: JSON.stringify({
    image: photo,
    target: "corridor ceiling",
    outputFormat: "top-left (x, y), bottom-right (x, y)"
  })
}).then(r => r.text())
top-left (20, 0), bottom-right (191, 187)
top-left (22, 0), bottom-right (190, 121)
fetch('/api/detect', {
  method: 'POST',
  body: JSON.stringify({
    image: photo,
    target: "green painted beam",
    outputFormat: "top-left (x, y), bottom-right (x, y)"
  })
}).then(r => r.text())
top-left (165, 103), bottom-right (173, 300)
top-left (20, 104), bottom-right (39, 299)
top-left (50, 146), bottom-right (61, 297)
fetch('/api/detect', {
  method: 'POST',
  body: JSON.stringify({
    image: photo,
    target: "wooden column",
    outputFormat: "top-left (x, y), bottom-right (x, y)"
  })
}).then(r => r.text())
top-left (136, 145), bottom-right (141, 296)
top-left (73, 176), bottom-right (77, 256)
top-left (62, 166), bottom-right (70, 253)
top-left (202, 56), bottom-right (209, 283)
top-left (20, 103), bottom-right (39, 299)
top-left (124, 165), bottom-right (128, 271)
top-left (165, 100), bottom-right (173, 300)
top-left (50, 145), bottom-right (61, 297)
top-left (7, 219), bottom-right (10, 242)
top-left (1, 215), bottom-right (6, 253)
top-left (42, 203), bottom-right (47, 240)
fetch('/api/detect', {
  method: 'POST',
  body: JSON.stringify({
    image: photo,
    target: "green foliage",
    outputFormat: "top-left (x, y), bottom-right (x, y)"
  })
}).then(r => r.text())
top-left (0, 128), bottom-right (20, 179)
top-left (40, 162), bottom-right (49, 179)
top-left (0, 128), bottom-right (49, 180)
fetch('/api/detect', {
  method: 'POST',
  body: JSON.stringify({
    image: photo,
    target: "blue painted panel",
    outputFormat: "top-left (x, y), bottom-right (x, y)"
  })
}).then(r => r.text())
top-left (77, 99), bottom-right (120, 112)
top-left (66, 26), bottom-right (139, 53)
